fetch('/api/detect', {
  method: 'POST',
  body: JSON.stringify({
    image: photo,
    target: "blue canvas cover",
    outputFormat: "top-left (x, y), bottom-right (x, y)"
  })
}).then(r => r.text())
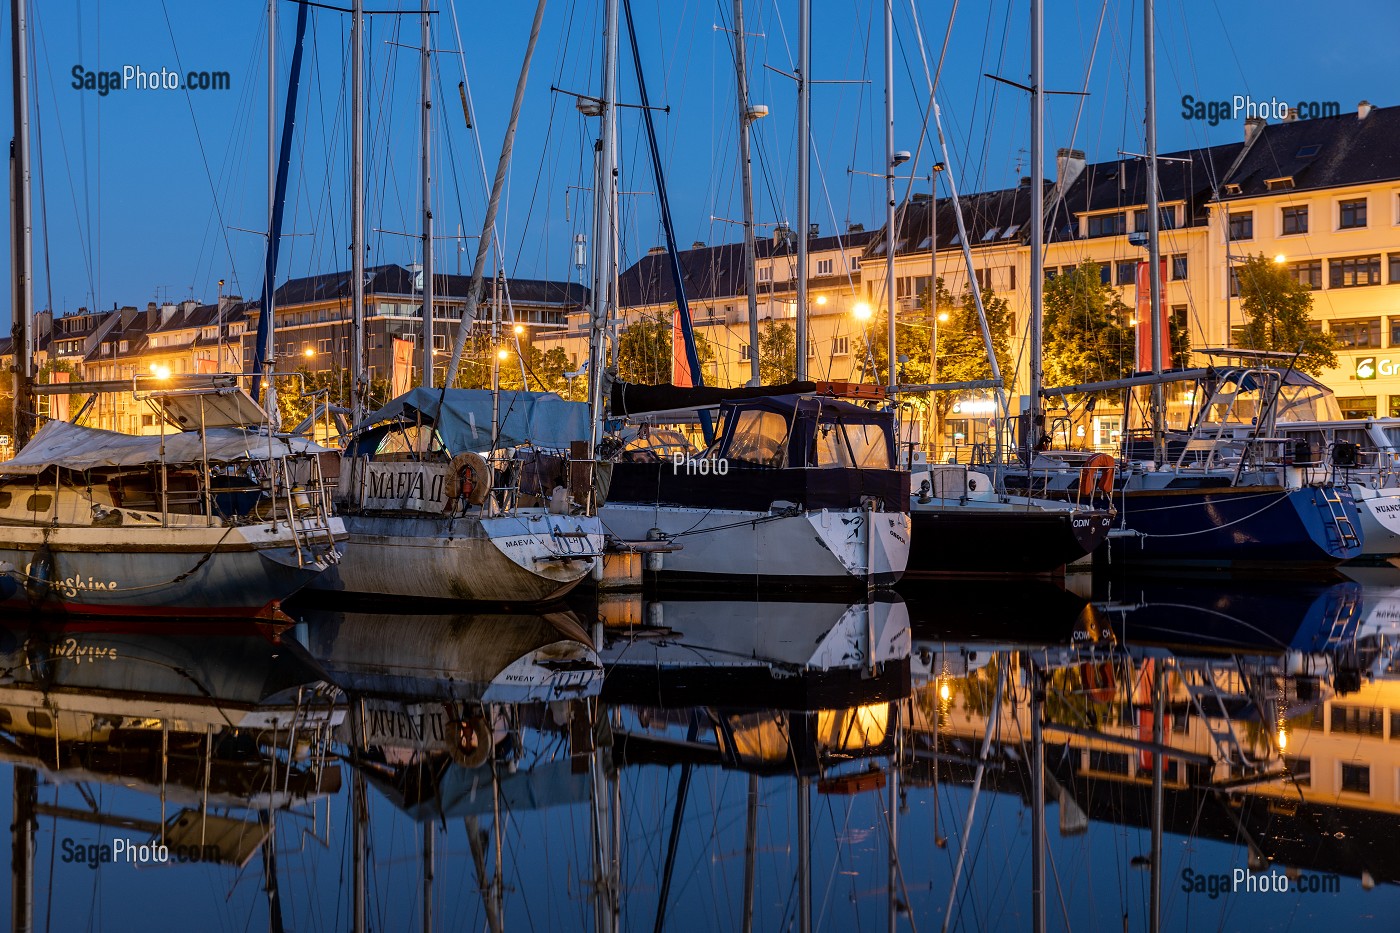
top-left (352, 388), bottom-right (592, 455)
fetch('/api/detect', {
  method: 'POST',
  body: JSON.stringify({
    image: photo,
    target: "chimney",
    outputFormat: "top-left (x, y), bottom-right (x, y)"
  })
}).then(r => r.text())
top-left (160, 301), bottom-right (177, 324)
top-left (773, 223), bottom-right (793, 246)
top-left (1358, 100), bottom-right (1374, 120)
top-left (180, 299), bottom-right (198, 315)
top-left (846, 222), bottom-right (864, 233)
top-left (121, 305), bottom-right (139, 329)
top-left (647, 245), bottom-right (667, 257)
top-left (1243, 116), bottom-right (1266, 145)
top-left (218, 293), bottom-right (239, 313)
top-left (690, 240), bottom-right (706, 250)
top-left (146, 301), bottom-right (160, 328)
top-left (1054, 148), bottom-right (1086, 191)
top-left (808, 223), bottom-right (819, 239)
top-left (34, 309), bottom-right (52, 338)
top-left (1283, 107), bottom-right (1298, 123)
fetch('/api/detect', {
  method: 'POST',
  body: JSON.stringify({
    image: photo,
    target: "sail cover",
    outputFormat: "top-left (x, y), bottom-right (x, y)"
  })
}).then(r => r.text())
top-left (0, 420), bottom-right (330, 475)
top-left (352, 388), bottom-right (591, 454)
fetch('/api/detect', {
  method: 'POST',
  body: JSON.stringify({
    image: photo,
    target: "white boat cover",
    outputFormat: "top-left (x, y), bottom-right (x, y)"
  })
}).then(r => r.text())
top-left (357, 387), bottom-right (592, 453)
top-left (0, 419), bottom-right (331, 475)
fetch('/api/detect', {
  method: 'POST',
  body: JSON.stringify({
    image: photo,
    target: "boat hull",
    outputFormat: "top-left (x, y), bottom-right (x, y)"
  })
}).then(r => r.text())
top-left (1105, 485), bottom-right (1362, 572)
top-left (0, 520), bottom-right (344, 616)
top-left (308, 511), bottom-right (603, 605)
top-left (906, 503), bottom-right (1112, 575)
top-left (598, 503), bottom-right (909, 587)
top-left (1347, 484), bottom-right (1400, 558)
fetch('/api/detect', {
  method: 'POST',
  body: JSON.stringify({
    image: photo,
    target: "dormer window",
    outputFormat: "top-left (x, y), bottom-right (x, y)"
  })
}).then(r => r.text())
top-left (1266, 176), bottom-right (1295, 191)
top-left (1224, 183), bottom-right (1242, 195)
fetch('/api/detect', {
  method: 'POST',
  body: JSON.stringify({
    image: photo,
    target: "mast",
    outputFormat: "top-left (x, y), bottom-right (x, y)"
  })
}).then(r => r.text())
top-left (350, 0), bottom-right (366, 421)
top-left (11, 767), bottom-right (34, 933)
top-left (794, 0), bottom-right (810, 381)
top-left (1144, 0), bottom-right (1166, 462)
top-left (734, 0), bottom-right (761, 386)
top-left (882, 0), bottom-right (896, 390)
top-left (262, 0), bottom-right (278, 420)
top-left (1030, 657), bottom-right (1046, 933)
top-left (419, 0), bottom-right (434, 388)
top-left (587, 0), bottom-right (621, 457)
top-left (1026, 0), bottom-right (1044, 454)
top-left (9, 0), bottom-right (34, 448)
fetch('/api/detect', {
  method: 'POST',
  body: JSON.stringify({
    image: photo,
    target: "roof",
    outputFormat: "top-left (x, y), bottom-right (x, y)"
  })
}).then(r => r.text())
top-left (868, 186), bottom-right (1036, 260)
top-left (619, 229), bottom-right (877, 308)
top-left (270, 264), bottom-right (588, 309)
top-left (1221, 104), bottom-right (1400, 198)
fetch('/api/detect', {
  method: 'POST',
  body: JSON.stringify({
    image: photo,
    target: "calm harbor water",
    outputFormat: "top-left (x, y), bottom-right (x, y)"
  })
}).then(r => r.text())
top-left (1, 575), bottom-right (1398, 931)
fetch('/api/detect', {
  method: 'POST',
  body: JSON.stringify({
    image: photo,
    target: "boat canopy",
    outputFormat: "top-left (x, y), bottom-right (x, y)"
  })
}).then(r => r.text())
top-left (714, 395), bottom-right (895, 469)
top-left (350, 388), bottom-right (591, 456)
top-left (0, 420), bottom-right (329, 476)
top-left (610, 379), bottom-right (818, 417)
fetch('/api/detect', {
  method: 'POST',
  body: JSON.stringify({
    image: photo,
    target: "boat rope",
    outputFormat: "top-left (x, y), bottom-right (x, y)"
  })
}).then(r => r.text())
top-left (1122, 490), bottom-right (1293, 539)
top-left (603, 508), bottom-right (802, 543)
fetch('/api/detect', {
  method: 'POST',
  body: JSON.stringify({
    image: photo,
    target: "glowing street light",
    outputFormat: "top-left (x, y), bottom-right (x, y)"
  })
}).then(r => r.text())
top-left (148, 363), bottom-right (171, 380)
top-left (852, 302), bottom-right (873, 321)
top-left (815, 295), bottom-right (828, 306)
top-left (303, 347), bottom-right (315, 358)
top-left (497, 348), bottom-right (510, 361)
top-left (1273, 254), bottom-right (1287, 265)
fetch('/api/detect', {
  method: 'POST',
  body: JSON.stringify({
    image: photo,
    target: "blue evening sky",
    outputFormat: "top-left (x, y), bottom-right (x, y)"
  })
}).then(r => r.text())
top-left (0, 0), bottom-right (1394, 316)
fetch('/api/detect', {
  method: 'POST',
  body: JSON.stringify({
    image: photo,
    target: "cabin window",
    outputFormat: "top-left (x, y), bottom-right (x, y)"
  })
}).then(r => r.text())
top-left (25, 711), bottom-right (51, 730)
top-left (725, 410), bottom-right (789, 467)
top-left (0, 491), bottom-right (11, 509)
top-left (25, 494), bottom-right (51, 513)
top-left (375, 424), bottom-right (444, 459)
top-left (815, 422), bottom-right (891, 470)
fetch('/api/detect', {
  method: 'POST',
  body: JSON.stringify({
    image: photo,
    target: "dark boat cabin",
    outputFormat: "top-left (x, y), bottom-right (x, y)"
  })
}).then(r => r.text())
top-left (608, 394), bottom-right (908, 513)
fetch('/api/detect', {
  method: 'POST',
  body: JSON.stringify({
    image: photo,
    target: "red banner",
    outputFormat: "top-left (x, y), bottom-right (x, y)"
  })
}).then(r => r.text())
top-left (49, 370), bottom-right (69, 422)
top-left (1135, 259), bottom-right (1170, 373)
top-left (391, 337), bottom-right (415, 397)
top-left (671, 307), bottom-right (692, 387)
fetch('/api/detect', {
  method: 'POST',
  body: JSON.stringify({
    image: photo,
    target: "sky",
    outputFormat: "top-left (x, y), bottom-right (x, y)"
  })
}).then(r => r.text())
top-left (0, 0), bottom-right (1396, 318)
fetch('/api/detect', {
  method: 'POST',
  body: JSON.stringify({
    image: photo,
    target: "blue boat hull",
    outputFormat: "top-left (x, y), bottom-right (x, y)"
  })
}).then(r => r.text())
top-left (1106, 485), bottom-right (1362, 571)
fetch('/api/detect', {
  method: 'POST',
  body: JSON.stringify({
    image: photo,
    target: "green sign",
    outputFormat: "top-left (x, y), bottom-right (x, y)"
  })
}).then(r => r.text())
top-left (1357, 357), bottom-right (1377, 380)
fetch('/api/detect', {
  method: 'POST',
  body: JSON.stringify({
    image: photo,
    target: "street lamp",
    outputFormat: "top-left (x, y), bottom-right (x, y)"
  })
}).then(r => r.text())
top-left (513, 324), bottom-right (525, 336)
top-left (852, 302), bottom-right (872, 321)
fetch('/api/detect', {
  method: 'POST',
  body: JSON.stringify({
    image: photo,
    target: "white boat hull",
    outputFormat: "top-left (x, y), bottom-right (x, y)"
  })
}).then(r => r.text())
top-left (310, 510), bottom-right (603, 604)
top-left (0, 519), bottom-right (345, 617)
top-left (598, 503), bottom-right (909, 585)
top-left (1349, 484), bottom-right (1400, 557)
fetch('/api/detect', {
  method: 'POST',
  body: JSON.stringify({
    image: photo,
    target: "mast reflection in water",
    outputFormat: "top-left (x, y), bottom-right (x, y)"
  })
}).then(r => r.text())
top-left (1, 581), bottom-right (1399, 930)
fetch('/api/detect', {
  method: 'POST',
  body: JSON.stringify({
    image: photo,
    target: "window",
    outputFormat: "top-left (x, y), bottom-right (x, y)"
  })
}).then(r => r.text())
top-left (1098, 265), bottom-right (1112, 286)
top-left (981, 226), bottom-right (1000, 241)
top-left (1281, 205), bottom-right (1309, 235)
top-left (1086, 212), bottom-right (1126, 237)
top-left (1339, 198), bottom-right (1368, 229)
top-left (119, 340), bottom-right (129, 353)
top-left (739, 345), bottom-right (753, 361)
top-left (1116, 261), bottom-right (1138, 286)
top-left (1331, 704), bottom-right (1384, 735)
top-left (1340, 762), bottom-right (1370, 794)
top-left (1284, 756), bottom-right (1311, 787)
top-left (1088, 749), bottom-right (1131, 775)
top-left (1390, 253), bottom-right (1400, 284)
top-left (318, 338), bottom-right (333, 353)
top-left (1132, 210), bottom-right (1147, 233)
top-left (757, 266), bottom-right (772, 283)
top-left (1228, 211), bottom-right (1253, 240)
top-left (1007, 266), bottom-right (1016, 290)
top-left (725, 409), bottom-right (789, 466)
top-left (974, 269), bottom-right (992, 291)
top-left (1333, 318), bottom-right (1382, 348)
top-left (849, 256), bottom-right (861, 271)
top-left (1043, 267), bottom-right (1058, 281)
top-left (1158, 206), bottom-right (1177, 230)
top-left (1338, 396), bottom-right (1378, 420)
top-left (1228, 267), bottom-right (1240, 298)
top-left (1289, 260), bottom-right (1322, 290)
top-left (832, 335), bottom-right (850, 356)
top-left (1331, 255), bottom-right (1382, 288)
top-left (816, 258), bottom-right (833, 276)
top-left (1170, 254), bottom-right (1188, 280)
top-left (1266, 177), bottom-right (1295, 191)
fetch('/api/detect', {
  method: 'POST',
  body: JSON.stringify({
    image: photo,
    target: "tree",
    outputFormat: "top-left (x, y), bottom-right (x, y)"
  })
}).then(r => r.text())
top-left (1042, 261), bottom-right (1135, 395)
top-left (759, 320), bottom-right (796, 384)
top-left (930, 281), bottom-right (1015, 452)
top-left (615, 310), bottom-right (714, 385)
top-left (274, 368), bottom-right (391, 433)
top-left (1234, 253), bottom-right (1337, 376)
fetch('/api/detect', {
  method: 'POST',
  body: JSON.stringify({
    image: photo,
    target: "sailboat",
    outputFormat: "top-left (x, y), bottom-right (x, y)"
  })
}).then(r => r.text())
top-left (590, 0), bottom-right (910, 588)
top-left (999, 0), bottom-right (1362, 574)
top-left (304, 5), bottom-right (604, 606)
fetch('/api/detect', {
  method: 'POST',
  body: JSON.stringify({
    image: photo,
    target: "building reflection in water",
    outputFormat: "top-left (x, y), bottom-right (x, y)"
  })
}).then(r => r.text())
top-left (3, 578), bottom-right (1400, 929)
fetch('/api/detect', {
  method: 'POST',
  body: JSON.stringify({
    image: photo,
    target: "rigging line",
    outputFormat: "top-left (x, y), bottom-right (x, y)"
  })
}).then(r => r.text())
top-left (27, 20), bottom-right (54, 322)
top-left (156, 0), bottom-right (245, 306)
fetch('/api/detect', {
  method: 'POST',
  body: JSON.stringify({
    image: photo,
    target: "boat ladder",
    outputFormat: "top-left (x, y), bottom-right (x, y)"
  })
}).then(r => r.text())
top-left (1176, 658), bottom-right (1265, 771)
top-left (1316, 486), bottom-right (1361, 553)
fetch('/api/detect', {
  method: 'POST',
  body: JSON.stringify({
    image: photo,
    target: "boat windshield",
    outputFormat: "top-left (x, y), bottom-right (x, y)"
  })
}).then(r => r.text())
top-left (725, 409), bottom-right (790, 467)
top-left (372, 423), bottom-right (446, 459)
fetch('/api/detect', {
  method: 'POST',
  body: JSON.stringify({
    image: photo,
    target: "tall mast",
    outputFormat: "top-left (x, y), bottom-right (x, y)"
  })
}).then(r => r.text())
top-left (1027, 0), bottom-right (1044, 453)
top-left (883, 0), bottom-right (896, 391)
top-left (734, 0), bottom-right (761, 386)
top-left (419, 0), bottom-right (434, 388)
top-left (9, 0), bottom-right (34, 448)
top-left (350, 0), bottom-right (366, 420)
top-left (794, 0), bottom-right (810, 381)
top-left (1144, 0), bottom-right (1166, 462)
top-left (262, 0), bottom-right (278, 421)
top-left (587, 0), bottom-right (620, 457)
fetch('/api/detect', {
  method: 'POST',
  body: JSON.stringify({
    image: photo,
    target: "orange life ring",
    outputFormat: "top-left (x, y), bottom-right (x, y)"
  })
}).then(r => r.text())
top-left (443, 451), bottom-right (491, 509)
top-left (1079, 453), bottom-right (1116, 498)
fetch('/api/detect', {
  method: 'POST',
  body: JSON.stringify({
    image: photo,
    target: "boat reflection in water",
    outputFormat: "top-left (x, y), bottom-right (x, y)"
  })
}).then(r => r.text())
top-left (9, 583), bottom-right (1400, 930)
